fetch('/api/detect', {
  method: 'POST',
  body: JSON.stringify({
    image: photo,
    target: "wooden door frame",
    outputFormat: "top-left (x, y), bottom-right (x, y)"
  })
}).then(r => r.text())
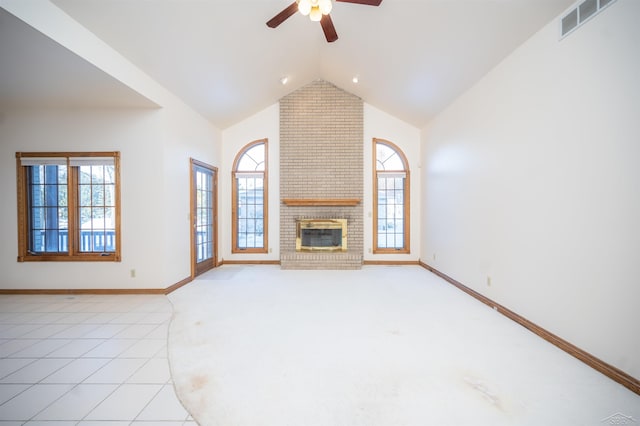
top-left (190, 158), bottom-right (218, 278)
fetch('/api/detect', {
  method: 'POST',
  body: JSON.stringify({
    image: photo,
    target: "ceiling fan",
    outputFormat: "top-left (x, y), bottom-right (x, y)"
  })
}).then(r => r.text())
top-left (266, 0), bottom-right (383, 43)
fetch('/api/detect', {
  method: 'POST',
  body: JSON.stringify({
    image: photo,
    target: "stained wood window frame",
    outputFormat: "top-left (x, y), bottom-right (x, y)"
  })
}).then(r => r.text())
top-left (231, 139), bottom-right (268, 254)
top-left (16, 151), bottom-right (121, 262)
top-left (373, 139), bottom-right (410, 254)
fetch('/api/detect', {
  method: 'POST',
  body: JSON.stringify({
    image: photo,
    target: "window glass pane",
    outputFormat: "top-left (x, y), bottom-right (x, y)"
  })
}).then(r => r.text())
top-left (105, 185), bottom-right (116, 207)
top-left (237, 144), bottom-right (265, 171)
top-left (92, 208), bottom-right (106, 229)
top-left (58, 185), bottom-right (68, 207)
top-left (104, 165), bottom-right (115, 184)
top-left (27, 165), bottom-right (68, 253)
top-left (376, 144), bottom-right (395, 167)
top-left (105, 207), bottom-right (115, 226)
top-left (90, 165), bottom-right (104, 183)
top-left (59, 231), bottom-right (68, 252)
top-left (80, 184), bottom-right (91, 206)
top-left (32, 166), bottom-right (44, 184)
top-left (376, 144), bottom-right (405, 171)
top-left (375, 142), bottom-right (408, 251)
top-left (31, 208), bottom-right (45, 229)
top-left (395, 190), bottom-right (404, 205)
top-left (80, 231), bottom-right (92, 252)
top-left (396, 209), bottom-right (404, 222)
top-left (235, 171), bottom-right (265, 250)
top-left (80, 207), bottom-right (92, 228)
top-left (32, 188), bottom-right (45, 207)
top-left (59, 208), bottom-right (68, 230)
top-left (79, 162), bottom-right (116, 254)
top-left (79, 166), bottom-right (91, 184)
top-left (92, 184), bottom-right (105, 206)
top-left (45, 184), bottom-right (57, 201)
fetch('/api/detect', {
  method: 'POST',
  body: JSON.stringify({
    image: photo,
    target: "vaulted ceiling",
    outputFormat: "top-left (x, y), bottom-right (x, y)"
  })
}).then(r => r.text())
top-left (1, 0), bottom-right (575, 129)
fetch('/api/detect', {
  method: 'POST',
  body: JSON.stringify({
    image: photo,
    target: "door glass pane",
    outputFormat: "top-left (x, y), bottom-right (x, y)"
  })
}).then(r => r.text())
top-left (195, 167), bottom-right (214, 263)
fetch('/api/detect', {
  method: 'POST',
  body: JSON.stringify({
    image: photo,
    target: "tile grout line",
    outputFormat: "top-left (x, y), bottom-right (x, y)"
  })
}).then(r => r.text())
top-left (0, 294), bottom-right (176, 424)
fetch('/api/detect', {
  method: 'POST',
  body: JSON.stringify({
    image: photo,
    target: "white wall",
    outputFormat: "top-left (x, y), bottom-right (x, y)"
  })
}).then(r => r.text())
top-left (160, 105), bottom-right (222, 285)
top-left (221, 103), bottom-right (280, 262)
top-left (364, 103), bottom-right (421, 262)
top-left (421, 0), bottom-right (640, 378)
top-left (0, 107), bottom-right (220, 290)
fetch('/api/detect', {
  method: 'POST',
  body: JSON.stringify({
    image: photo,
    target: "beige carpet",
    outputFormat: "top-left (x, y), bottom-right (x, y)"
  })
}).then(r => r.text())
top-left (167, 265), bottom-right (639, 426)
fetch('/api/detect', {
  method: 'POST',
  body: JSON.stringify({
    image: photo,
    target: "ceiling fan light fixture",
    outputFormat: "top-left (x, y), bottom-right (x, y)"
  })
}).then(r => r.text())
top-left (309, 6), bottom-right (322, 21)
top-left (319, 0), bottom-right (333, 15)
top-left (297, 0), bottom-right (311, 16)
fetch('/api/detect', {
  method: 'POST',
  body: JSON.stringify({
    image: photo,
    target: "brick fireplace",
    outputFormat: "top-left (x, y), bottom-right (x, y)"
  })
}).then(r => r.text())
top-left (280, 80), bottom-right (363, 269)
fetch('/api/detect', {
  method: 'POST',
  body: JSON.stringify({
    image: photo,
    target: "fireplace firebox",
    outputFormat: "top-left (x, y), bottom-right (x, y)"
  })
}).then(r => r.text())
top-left (296, 219), bottom-right (347, 252)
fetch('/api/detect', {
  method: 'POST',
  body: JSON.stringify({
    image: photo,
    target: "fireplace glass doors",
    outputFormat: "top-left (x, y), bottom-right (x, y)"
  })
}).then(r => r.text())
top-left (296, 219), bottom-right (347, 252)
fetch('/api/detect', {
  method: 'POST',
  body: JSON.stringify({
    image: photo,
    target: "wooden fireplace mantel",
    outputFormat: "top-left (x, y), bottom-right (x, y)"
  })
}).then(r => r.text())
top-left (282, 198), bottom-right (361, 207)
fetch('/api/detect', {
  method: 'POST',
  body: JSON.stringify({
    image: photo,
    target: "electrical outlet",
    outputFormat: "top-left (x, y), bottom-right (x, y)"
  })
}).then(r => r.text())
top-left (487, 276), bottom-right (492, 287)
top-left (130, 269), bottom-right (136, 278)
top-left (433, 253), bottom-right (437, 261)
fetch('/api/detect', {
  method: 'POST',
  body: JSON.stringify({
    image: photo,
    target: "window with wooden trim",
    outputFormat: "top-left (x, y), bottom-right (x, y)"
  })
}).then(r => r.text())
top-left (373, 139), bottom-right (410, 253)
top-left (16, 152), bottom-right (121, 262)
top-left (232, 140), bottom-right (268, 253)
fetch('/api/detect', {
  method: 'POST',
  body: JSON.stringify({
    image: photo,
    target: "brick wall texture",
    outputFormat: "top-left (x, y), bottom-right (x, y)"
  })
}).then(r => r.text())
top-left (280, 80), bottom-right (363, 269)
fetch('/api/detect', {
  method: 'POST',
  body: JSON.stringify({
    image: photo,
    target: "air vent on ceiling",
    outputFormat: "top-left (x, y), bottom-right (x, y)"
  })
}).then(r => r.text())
top-left (560, 0), bottom-right (618, 38)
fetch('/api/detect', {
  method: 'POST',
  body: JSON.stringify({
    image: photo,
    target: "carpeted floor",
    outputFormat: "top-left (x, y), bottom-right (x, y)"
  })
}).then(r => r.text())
top-left (167, 265), bottom-right (639, 426)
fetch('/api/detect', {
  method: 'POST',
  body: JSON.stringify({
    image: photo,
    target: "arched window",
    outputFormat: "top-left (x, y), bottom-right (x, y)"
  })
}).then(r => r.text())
top-left (373, 139), bottom-right (410, 253)
top-left (232, 139), bottom-right (268, 253)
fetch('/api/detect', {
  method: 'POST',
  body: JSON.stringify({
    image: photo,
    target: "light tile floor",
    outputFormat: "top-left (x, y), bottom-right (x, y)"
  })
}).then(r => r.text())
top-left (0, 294), bottom-right (194, 426)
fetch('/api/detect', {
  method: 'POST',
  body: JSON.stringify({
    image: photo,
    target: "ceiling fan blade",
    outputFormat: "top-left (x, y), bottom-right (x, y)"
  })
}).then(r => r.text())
top-left (335, 0), bottom-right (382, 5)
top-left (266, 2), bottom-right (299, 28)
top-left (320, 14), bottom-right (338, 43)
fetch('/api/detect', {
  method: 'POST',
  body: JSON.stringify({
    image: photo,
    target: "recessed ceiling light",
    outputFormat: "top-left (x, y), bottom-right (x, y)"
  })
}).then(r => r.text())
top-left (280, 76), bottom-right (289, 85)
top-left (352, 76), bottom-right (359, 84)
